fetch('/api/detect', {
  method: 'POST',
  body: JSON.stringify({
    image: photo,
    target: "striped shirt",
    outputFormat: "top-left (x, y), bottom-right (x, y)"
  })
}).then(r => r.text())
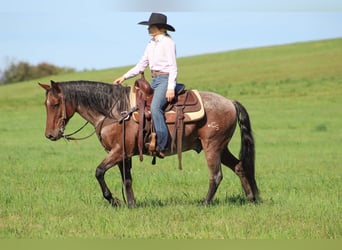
top-left (123, 34), bottom-right (177, 90)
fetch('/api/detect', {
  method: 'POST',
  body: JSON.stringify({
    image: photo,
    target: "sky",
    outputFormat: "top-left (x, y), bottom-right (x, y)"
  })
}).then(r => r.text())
top-left (1, 0), bottom-right (342, 73)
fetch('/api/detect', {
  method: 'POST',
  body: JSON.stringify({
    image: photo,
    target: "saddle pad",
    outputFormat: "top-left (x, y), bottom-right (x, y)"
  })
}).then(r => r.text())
top-left (130, 89), bottom-right (205, 124)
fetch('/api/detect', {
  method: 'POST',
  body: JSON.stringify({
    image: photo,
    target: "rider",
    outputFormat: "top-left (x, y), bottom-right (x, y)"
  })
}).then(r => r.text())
top-left (114, 13), bottom-right (177, 158)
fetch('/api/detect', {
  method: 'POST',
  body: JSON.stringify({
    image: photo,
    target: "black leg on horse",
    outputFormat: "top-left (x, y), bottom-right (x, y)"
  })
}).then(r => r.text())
top-left (118, 158), bottom-right (135, 208)
top-left (95, 159), bottom-right (121, 207)
top-left (221, 148), bottom-right (258, 202)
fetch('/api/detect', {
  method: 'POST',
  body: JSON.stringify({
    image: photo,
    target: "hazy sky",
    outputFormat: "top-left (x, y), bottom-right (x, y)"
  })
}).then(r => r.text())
top-left (1, 0), bottom-right (341, 71)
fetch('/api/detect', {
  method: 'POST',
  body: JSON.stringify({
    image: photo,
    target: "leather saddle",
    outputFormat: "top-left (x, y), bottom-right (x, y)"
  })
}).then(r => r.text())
top-left (131, 72), bottom-right (205, 169)
top-left (132, 74), bottom-right (203, 122)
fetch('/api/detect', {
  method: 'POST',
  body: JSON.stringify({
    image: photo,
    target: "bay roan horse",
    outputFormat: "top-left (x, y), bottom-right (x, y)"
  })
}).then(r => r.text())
top-left (39, 80), bottom-right (258, 207)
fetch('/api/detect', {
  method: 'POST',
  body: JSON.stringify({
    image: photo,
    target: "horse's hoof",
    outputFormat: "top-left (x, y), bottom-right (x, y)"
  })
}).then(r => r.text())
top-left (203, 199), bottom-right (211, 206)
top-left (246, 193), bottom-right (257, 203)
top-left (127, 202), bottom-right (135, 209)
top-left (110, 197), bottom-right (121, 207)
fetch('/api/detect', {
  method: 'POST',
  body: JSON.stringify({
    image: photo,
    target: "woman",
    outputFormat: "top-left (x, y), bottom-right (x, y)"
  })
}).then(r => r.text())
top-left (113, 13), bottom-right (177, 158)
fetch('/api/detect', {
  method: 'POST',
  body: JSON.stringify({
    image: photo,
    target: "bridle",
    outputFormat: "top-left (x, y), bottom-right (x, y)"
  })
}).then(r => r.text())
top-left (56, 93), bottom-right (96, 141)
top-left (56, 91), bottom-right (136, 141)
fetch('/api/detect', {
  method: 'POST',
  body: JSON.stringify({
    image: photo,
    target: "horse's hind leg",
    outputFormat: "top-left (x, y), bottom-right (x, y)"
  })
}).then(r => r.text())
top-left (221, 147), bottom-right (257, 202)
top-left (118, 158), bottom-right (135, 208)
top-left (203, 146), bottom-right (223, 205)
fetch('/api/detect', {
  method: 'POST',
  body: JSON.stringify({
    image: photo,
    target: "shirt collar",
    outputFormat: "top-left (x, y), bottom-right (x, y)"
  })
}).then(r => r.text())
top-left (152, 34), bottom-right (165, 43)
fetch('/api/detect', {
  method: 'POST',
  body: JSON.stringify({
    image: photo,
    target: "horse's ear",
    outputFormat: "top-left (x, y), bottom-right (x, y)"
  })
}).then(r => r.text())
top-left (50, 80), bottom-right (61, 94)
top-left (38, 82), bottom-right (50, 90)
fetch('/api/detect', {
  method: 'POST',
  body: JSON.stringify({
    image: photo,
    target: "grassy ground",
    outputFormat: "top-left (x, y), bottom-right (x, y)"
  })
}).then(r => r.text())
top-left (0, 39), bottom-right (341, 239)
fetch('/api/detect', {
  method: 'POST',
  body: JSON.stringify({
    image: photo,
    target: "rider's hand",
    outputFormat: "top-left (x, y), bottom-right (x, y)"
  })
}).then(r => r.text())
top-left (166, 89), bottom-right (175, 102)
top-left (113, 76), bottom-right (125, 85)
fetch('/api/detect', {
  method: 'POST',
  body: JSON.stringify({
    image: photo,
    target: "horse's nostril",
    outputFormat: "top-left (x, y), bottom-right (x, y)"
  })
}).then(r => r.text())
top-left (46, 134), bottom-right (56, 141)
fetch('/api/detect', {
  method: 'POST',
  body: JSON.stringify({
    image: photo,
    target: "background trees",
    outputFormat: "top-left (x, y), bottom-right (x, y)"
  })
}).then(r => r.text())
top-left (0, 61), bottom-right (75, 84)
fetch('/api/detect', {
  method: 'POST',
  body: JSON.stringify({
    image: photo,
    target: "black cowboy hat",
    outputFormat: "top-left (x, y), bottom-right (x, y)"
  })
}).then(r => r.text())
top-left (138, 13), bottom-right (175, 32)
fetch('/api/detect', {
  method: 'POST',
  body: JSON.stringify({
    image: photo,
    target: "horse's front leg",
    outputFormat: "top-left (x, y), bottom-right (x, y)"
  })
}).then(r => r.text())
top-left (95, 151), bottom-right (121, 206)
top-left (118, 158), bottom-right (135, 208)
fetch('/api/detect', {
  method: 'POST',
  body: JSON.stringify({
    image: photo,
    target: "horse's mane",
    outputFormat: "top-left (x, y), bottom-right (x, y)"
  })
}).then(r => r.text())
top-left (56, 81), bottom-right (131, 119)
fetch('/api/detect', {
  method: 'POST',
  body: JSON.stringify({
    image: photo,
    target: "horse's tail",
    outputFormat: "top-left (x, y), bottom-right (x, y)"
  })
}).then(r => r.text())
top-left (233, 101), bottom-right (258, 197)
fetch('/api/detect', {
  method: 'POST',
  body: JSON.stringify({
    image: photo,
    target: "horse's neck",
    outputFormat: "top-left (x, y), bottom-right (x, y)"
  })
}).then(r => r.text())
top-left (69, 84), bottom-right (130, 126)
top-left (76, 105), bottom-right (105, 127)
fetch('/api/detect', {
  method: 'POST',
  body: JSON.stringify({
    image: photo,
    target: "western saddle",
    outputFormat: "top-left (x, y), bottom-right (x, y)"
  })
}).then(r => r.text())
top-left (132, 72), bottom-right (204, 169)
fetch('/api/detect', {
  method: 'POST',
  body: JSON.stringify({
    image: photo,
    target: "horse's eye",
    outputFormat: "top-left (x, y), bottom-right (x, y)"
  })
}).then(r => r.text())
top-left (52, 104), bottom-right (60, 109)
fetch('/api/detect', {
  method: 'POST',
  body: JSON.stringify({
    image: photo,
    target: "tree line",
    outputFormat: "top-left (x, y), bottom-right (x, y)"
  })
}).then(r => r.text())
top-left (0, 61), bottom-right (75, 84)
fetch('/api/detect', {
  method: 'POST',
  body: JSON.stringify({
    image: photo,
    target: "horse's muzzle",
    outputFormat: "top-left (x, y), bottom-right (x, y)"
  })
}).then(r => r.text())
top-left (45, 124), bottom-right (64, 141)
top-left (46, 134), bottom-right (57, 141)
top-left (45, 131), bottom-right (63, 141)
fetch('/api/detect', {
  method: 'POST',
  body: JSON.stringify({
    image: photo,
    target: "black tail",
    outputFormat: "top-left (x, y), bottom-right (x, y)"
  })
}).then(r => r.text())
top-left (233, 101), bottom-right (258, 196)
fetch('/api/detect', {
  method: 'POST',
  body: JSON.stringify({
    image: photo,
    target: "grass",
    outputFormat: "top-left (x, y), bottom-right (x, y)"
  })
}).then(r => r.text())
top-left (0, 38), bottom-right (341, 239)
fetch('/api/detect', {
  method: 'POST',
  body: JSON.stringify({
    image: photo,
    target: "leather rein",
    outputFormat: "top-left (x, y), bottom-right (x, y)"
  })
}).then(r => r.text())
top-left (58, 95), bottom-right (96, 141)
top-left (59, 97), bottom-right (136, 141)
top-left (62, 121), bottom-right (95, 141)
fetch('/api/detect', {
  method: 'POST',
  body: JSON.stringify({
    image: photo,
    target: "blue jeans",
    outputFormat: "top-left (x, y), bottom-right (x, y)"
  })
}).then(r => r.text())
top-left (150, 74), bottom-right (169, 151)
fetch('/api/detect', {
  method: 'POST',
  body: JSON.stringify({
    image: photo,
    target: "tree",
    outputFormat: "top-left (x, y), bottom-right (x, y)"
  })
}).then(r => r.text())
top-left (0, 61), bottom-right (75, 84)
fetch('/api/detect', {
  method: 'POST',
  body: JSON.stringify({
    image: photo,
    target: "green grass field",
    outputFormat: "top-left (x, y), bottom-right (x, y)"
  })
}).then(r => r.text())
top-left (0, 38), bottom-right (341, 239)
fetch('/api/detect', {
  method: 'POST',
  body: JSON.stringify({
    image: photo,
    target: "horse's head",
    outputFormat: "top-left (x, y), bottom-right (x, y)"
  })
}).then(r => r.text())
top-left (39, 80), bottom-right (75, 141)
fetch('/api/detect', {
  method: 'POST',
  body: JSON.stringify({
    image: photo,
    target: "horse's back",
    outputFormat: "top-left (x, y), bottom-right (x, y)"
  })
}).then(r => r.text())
top-left (199, 91), bottom-right (236, 115)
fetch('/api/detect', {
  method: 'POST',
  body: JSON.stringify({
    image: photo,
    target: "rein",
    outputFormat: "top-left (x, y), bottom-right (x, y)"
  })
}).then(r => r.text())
top-left (59, 95), bottom-right (96, 141)
top-left (63, 121), bottom-right (96, 141)
top-left (118, 107), bottom-right (138, 205)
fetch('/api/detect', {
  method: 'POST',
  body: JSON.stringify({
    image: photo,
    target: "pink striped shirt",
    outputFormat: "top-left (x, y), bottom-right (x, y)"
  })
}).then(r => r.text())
top-left (123, 35), bottom-right (177, 90)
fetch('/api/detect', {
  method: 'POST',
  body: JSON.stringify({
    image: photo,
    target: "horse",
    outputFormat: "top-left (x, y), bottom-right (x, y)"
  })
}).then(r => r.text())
top-left (39, 80), bottom-right (258, 207)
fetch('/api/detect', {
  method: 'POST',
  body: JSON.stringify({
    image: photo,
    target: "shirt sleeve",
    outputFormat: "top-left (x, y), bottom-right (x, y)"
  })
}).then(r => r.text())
top-left (165, 39), bottom-right (177, 90)
top-left (123, 44), bottom-right (149, 79)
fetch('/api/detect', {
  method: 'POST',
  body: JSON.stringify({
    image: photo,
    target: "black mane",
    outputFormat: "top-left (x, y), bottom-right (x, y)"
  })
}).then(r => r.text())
top-left (57, 81), bottom-right (131, 119)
